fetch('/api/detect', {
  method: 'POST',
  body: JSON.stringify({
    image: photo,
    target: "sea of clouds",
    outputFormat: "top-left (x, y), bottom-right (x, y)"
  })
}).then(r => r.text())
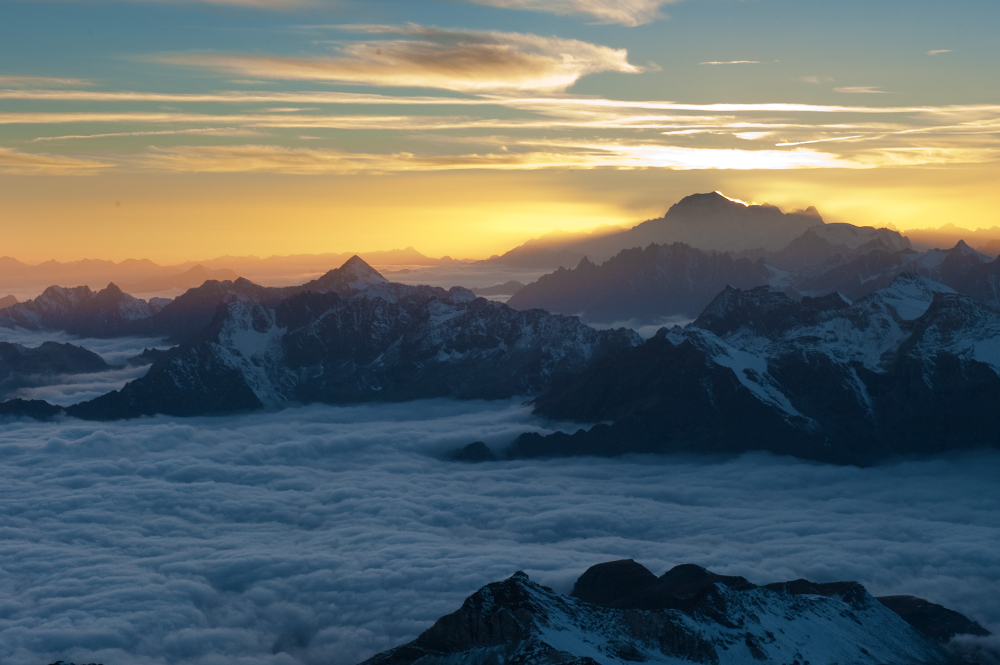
top-left (0, 398), bottom-right (997, 665)
top-left (0, 329), bottom-right (171, 405)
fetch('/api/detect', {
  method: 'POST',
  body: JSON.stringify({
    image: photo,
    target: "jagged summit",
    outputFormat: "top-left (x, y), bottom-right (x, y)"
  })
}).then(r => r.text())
top-left (360, 562), bottom-right (982, 665)
top-left (306, 255), bottom-right (389, 294)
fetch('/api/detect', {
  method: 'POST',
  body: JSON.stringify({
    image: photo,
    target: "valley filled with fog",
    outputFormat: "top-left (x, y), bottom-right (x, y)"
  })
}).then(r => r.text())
top-left (0, 399), bottom-right (997, 665)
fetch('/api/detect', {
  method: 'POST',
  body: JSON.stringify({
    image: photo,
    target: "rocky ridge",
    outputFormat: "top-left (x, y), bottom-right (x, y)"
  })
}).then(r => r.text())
top-left (360, 560), bottom-right (989, 665)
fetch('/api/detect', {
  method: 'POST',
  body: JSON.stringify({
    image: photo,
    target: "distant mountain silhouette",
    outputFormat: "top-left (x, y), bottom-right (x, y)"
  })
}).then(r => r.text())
top-left (489, 192), bottom-right (824, 268)
top-left (0, 295), bottom-right (16, 310)
top-left (470, 281), bottom-right (525, 297)
top-left (0, 247), bottom-right (462, 295)
top-left (130, 264), bottom-right (240, 293)
top-left (505, 222), bottom-right (999, 324)
top-left (507, 243), bottom-right (770, 323)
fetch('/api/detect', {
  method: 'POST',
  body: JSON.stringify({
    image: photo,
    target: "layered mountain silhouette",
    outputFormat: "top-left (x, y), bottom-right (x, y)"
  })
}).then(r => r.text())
top-left (508, 223), bottom-right (999, 325)
top-left (490, 192), bottom-right (824, 268)
top-left (360, 560), bottom-right (988, 665)
top-left (511, 273), bottom-right (1000, 464)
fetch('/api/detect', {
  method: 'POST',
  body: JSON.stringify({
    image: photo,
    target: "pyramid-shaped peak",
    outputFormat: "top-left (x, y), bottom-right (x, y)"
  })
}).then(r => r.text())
top-left (341, 255), bottom-right (384, 278)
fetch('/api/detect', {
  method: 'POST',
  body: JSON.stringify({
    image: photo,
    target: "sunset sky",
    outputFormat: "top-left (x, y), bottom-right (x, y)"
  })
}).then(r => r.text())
top-left (1, 0), bottom-right (998, 263)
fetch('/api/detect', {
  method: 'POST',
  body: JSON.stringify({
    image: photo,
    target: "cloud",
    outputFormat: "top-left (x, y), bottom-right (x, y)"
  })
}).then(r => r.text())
top-left (0, 146), bottom-right (112, 175)
top-left (928, 49), bottom-right (952, 56)
top-left (137, 141), bottom-right (856, 174)
top-left (463, 0), bottom-right (676, 26)
top-left (835, 86), bottom-right (889, 94)
top-left (156, 25), bottom-right (643, 92)
top-left (30, 127), bottom-right (261, 143)
top-left (0, 400), bottom-right (996, 665)
top-left (0, 330), bottom-right (173, 404)
top-left (799, 75), bottom-right (833, 84)
top-left (0, 76), bottom-right (90, 87)
top-left (700, 60), bottom-right (760, 65)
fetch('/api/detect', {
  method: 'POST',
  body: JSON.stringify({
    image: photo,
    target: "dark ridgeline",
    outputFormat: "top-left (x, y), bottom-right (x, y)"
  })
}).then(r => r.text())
top-left (358, 559), bottom-right (988, 665)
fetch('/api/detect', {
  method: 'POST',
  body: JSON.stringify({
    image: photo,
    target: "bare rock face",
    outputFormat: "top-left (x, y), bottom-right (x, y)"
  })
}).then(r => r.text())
top-left (359, 561), bottom-right (986, 665)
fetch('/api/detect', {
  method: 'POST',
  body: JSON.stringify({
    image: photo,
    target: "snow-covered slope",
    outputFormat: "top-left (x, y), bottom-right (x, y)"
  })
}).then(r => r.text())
top-left (361, 561), bottom-right (978, 665)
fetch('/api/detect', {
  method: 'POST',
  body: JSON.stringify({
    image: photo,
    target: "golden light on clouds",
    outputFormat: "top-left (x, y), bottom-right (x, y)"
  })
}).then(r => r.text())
top-left (157, 26), bottom-right (643, 92)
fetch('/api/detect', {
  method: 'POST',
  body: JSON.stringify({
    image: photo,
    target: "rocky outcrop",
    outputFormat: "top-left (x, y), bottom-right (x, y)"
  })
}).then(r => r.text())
top-left (359, 560), bottom-right (984, 665)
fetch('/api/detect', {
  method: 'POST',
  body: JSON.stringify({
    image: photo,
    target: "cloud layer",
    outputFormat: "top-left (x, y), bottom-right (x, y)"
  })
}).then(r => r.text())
top-left (0, 397), bottom-right (996, 665)
top-left (158, 25), bottom-right (642, 92)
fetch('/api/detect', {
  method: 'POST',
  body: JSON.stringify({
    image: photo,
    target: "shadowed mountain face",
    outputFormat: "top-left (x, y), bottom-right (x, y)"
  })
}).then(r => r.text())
top-left (508, 227), bottom-right (1000, 325)
top-left (0, 341), bottom-right (109, 399)
top-left (65, 258), bottom-right (641, 420)
top-left (490, 192), bottom-right (823, 268)
top-left (359, 560), bottom-right (986, 665)
top-left (507, 243), bottom-right (770, 323)
top-left (512, 274), bottom-right (1000, 464)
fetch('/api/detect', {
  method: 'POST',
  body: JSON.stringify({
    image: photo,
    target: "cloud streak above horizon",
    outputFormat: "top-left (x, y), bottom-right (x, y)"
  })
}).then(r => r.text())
top-left (155, 25), bottom-right (643, 92)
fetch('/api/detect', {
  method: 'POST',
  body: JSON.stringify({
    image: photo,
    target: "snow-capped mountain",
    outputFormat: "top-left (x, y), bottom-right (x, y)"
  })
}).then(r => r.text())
top-left (513, 273), bottom-right (1000, 463)
top-left (68, 258), bottom-right (641, 419)
top-left (0, 283), bottom-right (165, 338)
top-left (360, 560), bottom-right (987, 665)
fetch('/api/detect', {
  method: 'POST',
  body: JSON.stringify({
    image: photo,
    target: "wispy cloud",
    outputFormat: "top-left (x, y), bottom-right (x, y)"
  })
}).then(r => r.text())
top-left (30, 127), bottom-right (261, 142)
top-left (700, 60), bottom-right (760, 65)
top-left (799, 76), bottom-right (833, 85)
top-left (463, 0), bottom-right (677, 27)
top-left (157, 25), bottom-right (643, 92)
top-left (775, 135), bottom-right (863, 147)
top-left (0, 147), bottom-right (112, 175)
top-left (0, 75), bottom-right (90, 87)
top-left (139, 141), bottom-right (855, 174)
top-left (834, 86), bottom-right (889, 94)
top-left (927, 49), bottom-right (952, 56)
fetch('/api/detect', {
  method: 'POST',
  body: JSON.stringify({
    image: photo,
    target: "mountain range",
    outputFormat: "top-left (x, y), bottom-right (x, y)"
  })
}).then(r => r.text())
top-left (507, 200), bottom-right (1000, 325)
top-left (510, 273), bottom-right (1000, 464)
top-left (61, 258), bottom-right (639, 419)
top-left (0, 247), bottom-right (463, 296)
top-left (2, 253), bottom-right (1000, 465)
top-left (360, 559), bottom-right (989, 665)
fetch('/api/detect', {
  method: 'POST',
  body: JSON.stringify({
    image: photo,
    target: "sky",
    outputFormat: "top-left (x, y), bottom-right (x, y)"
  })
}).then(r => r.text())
top-left (1, 0), bottom-right (999, 263)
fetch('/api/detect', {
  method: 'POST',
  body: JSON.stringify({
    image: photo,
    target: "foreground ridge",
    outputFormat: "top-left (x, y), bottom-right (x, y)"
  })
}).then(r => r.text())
top-left (361, 561), bottom-right (989, 665)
